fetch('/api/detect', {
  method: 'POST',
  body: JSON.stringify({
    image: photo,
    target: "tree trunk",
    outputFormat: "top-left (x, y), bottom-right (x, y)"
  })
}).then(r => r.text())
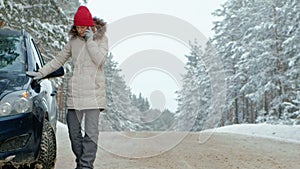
top-left (273, 5), bottom-right (283, 119)
top-left (264, 92), bottom-right (268, 114)
top-left (233, 97), bottom-right (239, 124)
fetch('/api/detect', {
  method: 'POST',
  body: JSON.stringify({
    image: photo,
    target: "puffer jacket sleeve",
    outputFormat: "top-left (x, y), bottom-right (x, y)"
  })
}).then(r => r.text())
top-left (86, 35), bottom-right (108, 67)
top-left (39, 41), bottom-right (71, 77)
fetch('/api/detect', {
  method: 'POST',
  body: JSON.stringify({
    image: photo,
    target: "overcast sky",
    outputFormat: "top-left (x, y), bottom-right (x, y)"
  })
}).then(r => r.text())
top-left (86, 0), bottom-right (226, 37)
top-left (85, 0), bottom-right (227, 112)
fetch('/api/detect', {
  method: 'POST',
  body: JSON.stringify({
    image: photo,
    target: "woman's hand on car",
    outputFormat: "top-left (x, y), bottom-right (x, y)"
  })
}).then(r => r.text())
top-left (26, 71), bottom-right (43, 80)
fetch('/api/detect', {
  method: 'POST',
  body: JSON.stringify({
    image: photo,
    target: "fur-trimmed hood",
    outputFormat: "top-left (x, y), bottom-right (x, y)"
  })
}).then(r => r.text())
top-left (69, 17), bottom-right (107, 40)
top-left (92, 17), bottom-right (106, 40)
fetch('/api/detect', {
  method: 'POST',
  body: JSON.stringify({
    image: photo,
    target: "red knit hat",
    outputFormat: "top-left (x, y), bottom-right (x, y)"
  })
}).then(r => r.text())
top-left (73, 6), bottom-right (94, 26)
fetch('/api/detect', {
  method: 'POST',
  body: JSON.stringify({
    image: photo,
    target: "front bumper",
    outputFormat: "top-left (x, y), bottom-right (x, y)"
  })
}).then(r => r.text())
top-left (0, 112), bottom-right (43, 164)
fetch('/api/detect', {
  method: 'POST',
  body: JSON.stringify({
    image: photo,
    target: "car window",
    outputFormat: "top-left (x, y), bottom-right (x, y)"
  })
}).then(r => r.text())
top-left (0, 33), bottom-right (25, 72)
top-left (30, 39), bottom-right (44, 69)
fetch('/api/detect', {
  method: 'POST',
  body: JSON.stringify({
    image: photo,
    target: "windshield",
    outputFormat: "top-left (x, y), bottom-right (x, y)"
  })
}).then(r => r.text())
top-left (0, 30), bottom-right (25, 73)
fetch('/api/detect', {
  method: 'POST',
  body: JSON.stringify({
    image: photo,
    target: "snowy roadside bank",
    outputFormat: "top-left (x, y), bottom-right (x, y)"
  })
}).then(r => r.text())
top-left (206, 123), bottom-right (300, 144)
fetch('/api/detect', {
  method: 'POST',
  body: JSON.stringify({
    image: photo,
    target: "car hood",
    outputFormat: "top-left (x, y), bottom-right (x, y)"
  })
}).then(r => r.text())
top-left (0, 72), bottom-right (29, 98)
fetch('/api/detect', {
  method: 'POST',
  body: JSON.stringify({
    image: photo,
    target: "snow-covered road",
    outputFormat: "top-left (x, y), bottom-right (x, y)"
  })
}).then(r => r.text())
top-left (56, 122), bottom-right (300, 169)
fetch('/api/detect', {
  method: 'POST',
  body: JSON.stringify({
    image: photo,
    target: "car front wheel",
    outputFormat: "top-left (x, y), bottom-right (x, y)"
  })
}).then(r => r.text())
top-left (35, 119), bottom-right (56, 169)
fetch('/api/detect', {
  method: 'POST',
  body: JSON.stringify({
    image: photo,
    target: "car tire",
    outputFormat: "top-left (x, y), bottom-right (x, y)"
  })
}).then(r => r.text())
top-left (35, 120), bottom-right (56, 169)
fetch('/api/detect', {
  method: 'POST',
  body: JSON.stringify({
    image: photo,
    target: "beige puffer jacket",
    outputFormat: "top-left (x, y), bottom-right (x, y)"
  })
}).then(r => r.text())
top-left (39, 18), bottom-right (108, 110)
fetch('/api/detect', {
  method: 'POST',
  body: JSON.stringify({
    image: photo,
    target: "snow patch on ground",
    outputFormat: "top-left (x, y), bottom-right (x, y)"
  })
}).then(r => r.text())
top-left (211, 123), bottom-right (300, 144)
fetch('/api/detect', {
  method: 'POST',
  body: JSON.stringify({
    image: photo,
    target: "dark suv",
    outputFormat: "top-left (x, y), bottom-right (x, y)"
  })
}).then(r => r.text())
top-left (0, 28), bottom-right (64, 168)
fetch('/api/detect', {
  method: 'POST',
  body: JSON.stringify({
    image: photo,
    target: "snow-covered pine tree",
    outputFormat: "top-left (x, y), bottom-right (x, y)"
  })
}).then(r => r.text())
top-left (142, 108), bottom-right (174, 131)
top-left (211, 0), bottom-right (258, 124)
top-left (271, 0), bottom-right (300, 124)
top-left (0, 0), bottom-right (76, 58)
top-left (102, 53), bottom-right (145, 131)
top-left (175, 41), bottom-right (211, 131)
top-left (130, 92), bottom-right (150, 113)
top-left (211, 0), bottom-right (300, 125)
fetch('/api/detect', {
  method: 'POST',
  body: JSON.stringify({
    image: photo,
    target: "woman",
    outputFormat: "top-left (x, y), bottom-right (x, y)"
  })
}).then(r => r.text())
top-left (27, 6), bottom-right (108, 169)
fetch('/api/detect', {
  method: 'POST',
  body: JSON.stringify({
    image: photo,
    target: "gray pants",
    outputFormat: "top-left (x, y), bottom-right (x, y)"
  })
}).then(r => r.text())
top-left (67, 109), bottom-right (100, 169)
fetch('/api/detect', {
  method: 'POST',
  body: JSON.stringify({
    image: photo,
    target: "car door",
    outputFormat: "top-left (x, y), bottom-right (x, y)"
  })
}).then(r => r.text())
top-left (29, 38), bottom-right (57, 126)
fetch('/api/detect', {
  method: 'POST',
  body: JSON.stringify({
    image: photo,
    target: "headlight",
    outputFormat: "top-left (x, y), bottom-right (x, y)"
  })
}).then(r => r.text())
top-left (0, 91), bottom-right (32, 116)
top-left (13, 98), bottom-right (30, 113)
top-left (0, 103), bottom-right (12, 116)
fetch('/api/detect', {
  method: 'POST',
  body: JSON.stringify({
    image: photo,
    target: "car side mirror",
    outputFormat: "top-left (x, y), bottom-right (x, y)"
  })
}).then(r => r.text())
top-left (31, 79), bottom-right (41, 93)
top-left (44, 67), bottom-right (64, 79)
